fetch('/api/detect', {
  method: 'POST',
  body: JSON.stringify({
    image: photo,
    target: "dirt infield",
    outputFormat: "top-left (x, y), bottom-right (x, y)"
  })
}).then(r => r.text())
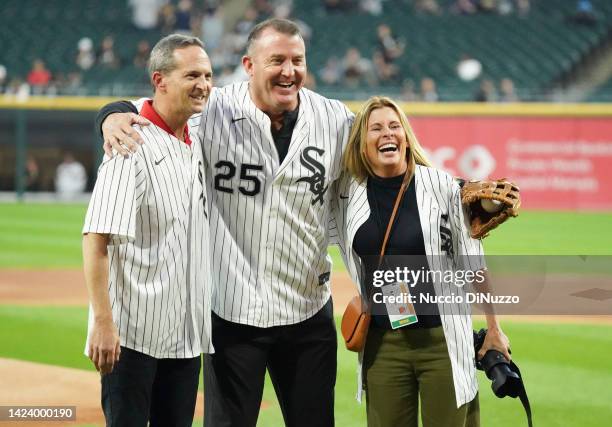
top-left (0, 358), bottom-right (205, 426)
top-left (0, 269), bottom-right (610, 426)
top-left (0, 270), bottom-right (89, 306)
top-left (0, 269), bottom-right (360, 313)
top-left (0, 269), bottom-right (356, 426)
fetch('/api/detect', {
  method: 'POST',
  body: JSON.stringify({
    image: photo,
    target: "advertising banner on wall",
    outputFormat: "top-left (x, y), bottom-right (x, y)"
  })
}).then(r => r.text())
top-left (410, 117), bottom-right (612, 210)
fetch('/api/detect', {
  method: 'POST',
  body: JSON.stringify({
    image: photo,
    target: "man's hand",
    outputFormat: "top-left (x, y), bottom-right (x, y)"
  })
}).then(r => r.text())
top-left (88, 317), bottom-right (121, 375)
top-left (102, 112), bottom-right (150, 156)
top-left (477, 325), bottom-right (511, 361)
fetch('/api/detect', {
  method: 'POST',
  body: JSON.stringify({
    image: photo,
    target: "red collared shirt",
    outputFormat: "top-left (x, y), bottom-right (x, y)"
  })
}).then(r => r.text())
top-left (140, 100), bottom-right (192, 146)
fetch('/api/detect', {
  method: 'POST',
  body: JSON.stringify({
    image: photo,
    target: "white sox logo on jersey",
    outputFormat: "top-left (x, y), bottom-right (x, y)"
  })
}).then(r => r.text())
top-left (440, 213), bottom-right (454, 257)
top-left (296, 146), bottom-right (328, 205)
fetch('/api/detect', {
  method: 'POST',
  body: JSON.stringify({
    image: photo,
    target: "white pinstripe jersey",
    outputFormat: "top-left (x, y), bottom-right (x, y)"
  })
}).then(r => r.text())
top-left (191, 82), bottom-right (353, 327)
top-left (83, 120), bottom-right (213, 358)
top-left (330, 164), bottom-right (485, 407)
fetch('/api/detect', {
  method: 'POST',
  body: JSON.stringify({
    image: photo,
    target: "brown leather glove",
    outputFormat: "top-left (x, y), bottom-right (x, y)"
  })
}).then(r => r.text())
top-left (459, 178), bottom-right (521, 239)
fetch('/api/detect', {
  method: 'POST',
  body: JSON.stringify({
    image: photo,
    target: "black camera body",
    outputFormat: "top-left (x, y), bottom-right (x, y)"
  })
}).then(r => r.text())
top-left (478, 347), bottom-right (522, 398)
top-left (473, 328), bottom-right (521, 398)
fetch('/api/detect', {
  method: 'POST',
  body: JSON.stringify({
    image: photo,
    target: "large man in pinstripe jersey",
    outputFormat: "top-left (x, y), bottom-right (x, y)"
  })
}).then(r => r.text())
top-left (97, 19), bottom-right (350, 427)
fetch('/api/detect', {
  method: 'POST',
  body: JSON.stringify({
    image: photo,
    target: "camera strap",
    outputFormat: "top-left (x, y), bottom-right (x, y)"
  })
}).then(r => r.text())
top-left (473, 328), bottom-right (533, 427)
top-left (509, 360), bottom-right (533, 427)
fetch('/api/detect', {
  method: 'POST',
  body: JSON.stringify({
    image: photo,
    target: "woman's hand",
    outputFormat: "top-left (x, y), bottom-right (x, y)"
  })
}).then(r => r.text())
top-left (477, 325), bottom-right (511, 361)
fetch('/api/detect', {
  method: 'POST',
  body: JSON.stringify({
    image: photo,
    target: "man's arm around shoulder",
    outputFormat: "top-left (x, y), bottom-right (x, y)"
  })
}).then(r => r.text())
top-left (97, 100), bottom-right (150, 156)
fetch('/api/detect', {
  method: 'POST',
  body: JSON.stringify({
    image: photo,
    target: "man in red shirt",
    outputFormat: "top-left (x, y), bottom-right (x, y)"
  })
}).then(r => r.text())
top-left (27, 59), bottom-right (51, 94)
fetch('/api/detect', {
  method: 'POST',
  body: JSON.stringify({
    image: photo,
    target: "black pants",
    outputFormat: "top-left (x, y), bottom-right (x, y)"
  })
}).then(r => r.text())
top-left (203, 298), bottom-right (337, 427)
top-left (101, 347), bottom-right (201, 427)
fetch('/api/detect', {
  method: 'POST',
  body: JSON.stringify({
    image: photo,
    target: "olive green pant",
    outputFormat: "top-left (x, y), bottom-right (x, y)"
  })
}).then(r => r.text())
top-left (363, 326), bottom-right (479, 427)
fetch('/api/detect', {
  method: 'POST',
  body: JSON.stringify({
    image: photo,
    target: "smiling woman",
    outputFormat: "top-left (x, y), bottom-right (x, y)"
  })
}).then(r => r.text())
top-left (365, 106), bottom-right (410, 178)
top-left (334, 96), bottom-right (510, 427)
top-left (344, 96), bottom-right (431, 183)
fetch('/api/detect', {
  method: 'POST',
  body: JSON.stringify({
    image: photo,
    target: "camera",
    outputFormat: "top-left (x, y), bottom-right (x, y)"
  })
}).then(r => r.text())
top-left (473, 328), bottom-right (533, 426)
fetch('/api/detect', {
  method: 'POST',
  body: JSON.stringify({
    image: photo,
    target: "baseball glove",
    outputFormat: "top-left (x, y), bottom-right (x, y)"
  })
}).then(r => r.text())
top-left (459, 178), bottom-right (521, 239)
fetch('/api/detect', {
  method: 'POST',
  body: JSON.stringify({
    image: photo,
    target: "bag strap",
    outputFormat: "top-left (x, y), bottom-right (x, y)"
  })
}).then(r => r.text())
top-left (378, 165), bottom-right (413, 266)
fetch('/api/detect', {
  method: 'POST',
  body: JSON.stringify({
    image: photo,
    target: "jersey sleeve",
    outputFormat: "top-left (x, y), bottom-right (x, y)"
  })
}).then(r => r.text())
top-left (338, 102), bottom-right (355, 154)
top-left (95, 98), bottom-right (150, 135)
top-left (82, 150), bottom-right (146, 240)
top-left (450, 179), bottom-right (486, 272)
top-left (327, 178), bottom-right (340, 246)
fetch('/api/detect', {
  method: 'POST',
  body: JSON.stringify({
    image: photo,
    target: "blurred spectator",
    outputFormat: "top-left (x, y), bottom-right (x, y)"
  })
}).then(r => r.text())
top-left (202, 0), bottom-right (221, 11)
top-left (174, 0), bottom-right (194, 34)
top-left (199, 7), bottom-right (224, 51)
top-left (515, 0), bottom-right (530, 16)
top-left (376, 24), bottom-right (404, 64)
top-left (273, 3), bottom-right (313, 43)
top-left (305, 72), bottom-right (317, 91)
top-left (400, 79), bottom-right (418, 102)
top-left (55, 152), bottom-right (87, 200)
top-left (372, 51), bottom-right (399, 85)
top-left (497, 0), bottom-right (531, 16)
top-left (46, 73), bottom-right (63, 97)
top-left (64, 72), bottom-right (84, 95)
top-left (474, 79), bottom-right (498, 102)
top-left (360, 0), bottom-right (382, 16)
top-left (6, 78), bottom-right (31, 101)
top-left (215, 63), bottom-right (248, 87)
top-left (159, 3), bottom-right (176, 34)
top-left (76, 37), bottom-right (95, 71)
top-left (420, 77), bottom-right (439, 102)
top-left (26, 155), bottom-right (41, 191)
top-left (97, 36), bottom-right (120, 69)
top-left (0, 65), bottom-right (6, 94)
top-left (323, 0), bottom-right (355, 13)
top-left (129, 0), bottom-right (166, 30)
top-left (214, 6), bottom-right (259, 68)
top-left (215, 66), bottom-right (237, 87)
top-left (27, 59), bottom-right (51, 95)
top-left (133, 40), bottom-right (151, 68)
top-left (499, 78), bottom-right (519, 102)
top-left (341, 47), bottom-right (375, 87)
top-left (415, 0), bottom-right (441, 15)
top-left (478, 0), bottom-right (497, 13)
top-left (497, 0), bottom-right (513, 15)
top-left (569, 0), bottom-right (597, 26)
top-left (451, 0), bottom-right (477, 14)
top-left (253, 0), bottom-right (273, 18)
top-left (235, 7), bottom-right (258, 36)
top-left (319, 56), bottom-right (342, 85)
top-left (456, 54), bottom-right (482, 81)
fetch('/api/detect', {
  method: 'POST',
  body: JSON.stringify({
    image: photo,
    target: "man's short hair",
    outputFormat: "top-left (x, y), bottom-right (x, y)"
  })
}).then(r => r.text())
top-left (148, 34), bottom-right (205, 76)
top-left (246, 18), bottom-right (302, 55)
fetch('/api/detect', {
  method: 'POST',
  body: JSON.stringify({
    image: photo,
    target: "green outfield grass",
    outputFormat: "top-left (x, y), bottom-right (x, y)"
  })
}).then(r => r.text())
top-left (0, 203), bottom-right (88, 268)
top-left (1, 203), bottom-right (611, 269)
top-left (0, 306), bottom-right (611, 427)
top-left (1, 202), bottom-right (612, 426)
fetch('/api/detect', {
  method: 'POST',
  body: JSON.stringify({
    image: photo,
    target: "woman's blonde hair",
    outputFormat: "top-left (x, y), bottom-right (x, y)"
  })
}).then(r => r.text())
top-left (343, 96), bottom-right (431, 182)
